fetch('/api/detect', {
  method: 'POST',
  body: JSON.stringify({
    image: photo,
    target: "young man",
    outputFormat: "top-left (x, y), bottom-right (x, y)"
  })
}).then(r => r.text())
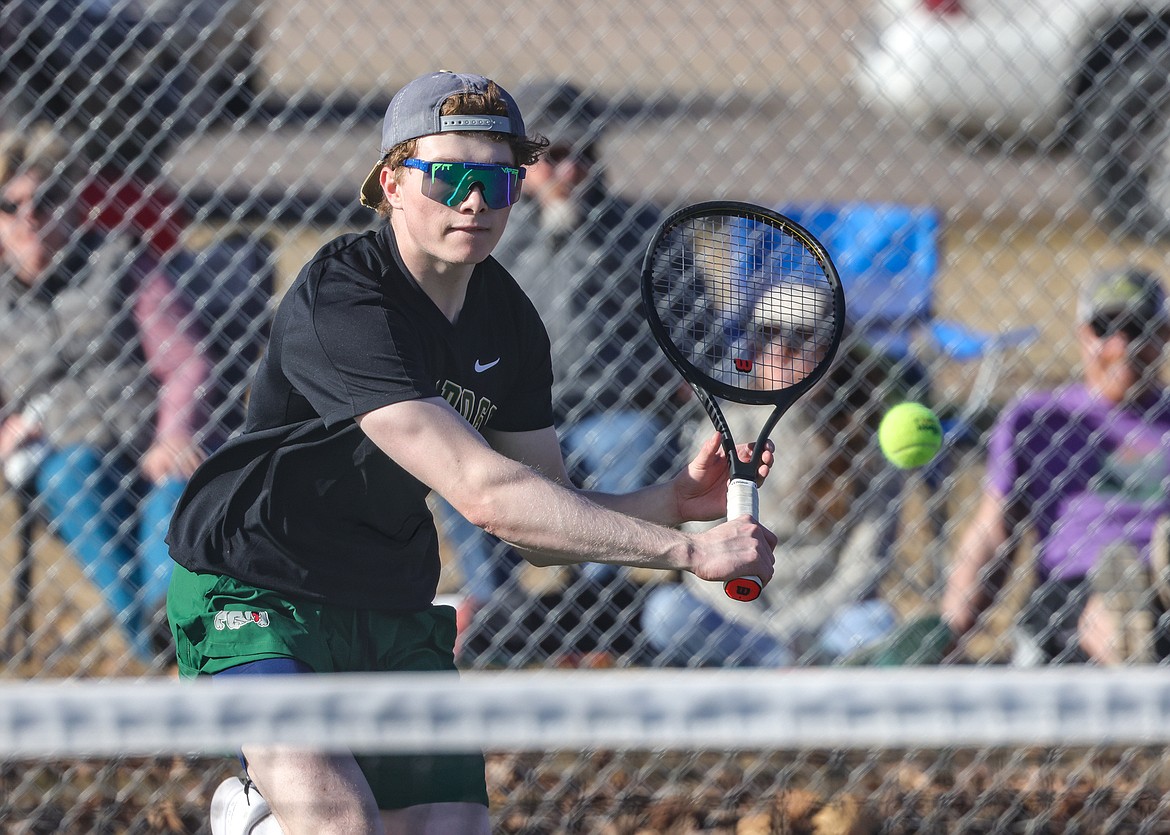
top-left (942, 267), bottom-right (1170, 666)
top-left (166, 71), bottom-right (777, 835)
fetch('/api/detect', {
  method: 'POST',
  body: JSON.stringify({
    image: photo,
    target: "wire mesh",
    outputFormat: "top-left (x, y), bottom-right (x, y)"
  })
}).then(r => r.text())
top-left (1, 670), bottom-right (1170, 831)
top-left (3, 0), bottom-right (1170, 829)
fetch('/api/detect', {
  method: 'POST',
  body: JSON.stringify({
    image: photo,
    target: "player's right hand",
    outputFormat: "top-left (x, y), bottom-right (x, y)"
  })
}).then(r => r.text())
top-left (687, 517), bottom-right (776, 587)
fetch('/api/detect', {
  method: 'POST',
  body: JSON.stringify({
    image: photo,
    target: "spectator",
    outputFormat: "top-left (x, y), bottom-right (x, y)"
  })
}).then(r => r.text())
top-left (941, 266), bottom-right (1170, 665)
top-left (642, 285), bottom-right (907, 666)
top-left (0, 125), bottom-right (209, 665)
top-left (438, 80), bottom-right (692, 665)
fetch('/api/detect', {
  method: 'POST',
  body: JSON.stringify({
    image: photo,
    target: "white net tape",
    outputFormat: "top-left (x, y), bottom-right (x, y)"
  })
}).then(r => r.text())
top-left (3, 667), bottom-right (1169, 758)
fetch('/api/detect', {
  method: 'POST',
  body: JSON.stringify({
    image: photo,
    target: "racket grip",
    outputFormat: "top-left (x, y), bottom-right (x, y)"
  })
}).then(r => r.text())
top-left (724, 478), bottom-right (762, 602)
top-left (726, 478), bottom-right (759, 520)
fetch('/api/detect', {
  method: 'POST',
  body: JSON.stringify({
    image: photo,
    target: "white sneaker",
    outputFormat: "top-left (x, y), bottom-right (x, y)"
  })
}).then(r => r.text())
top-left (210, 776), bottom-right (276, 835)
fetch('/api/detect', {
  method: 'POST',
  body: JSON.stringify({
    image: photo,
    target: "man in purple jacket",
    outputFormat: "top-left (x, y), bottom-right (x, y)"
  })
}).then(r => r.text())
top-left (942, 266), bottom-right (1170, 664)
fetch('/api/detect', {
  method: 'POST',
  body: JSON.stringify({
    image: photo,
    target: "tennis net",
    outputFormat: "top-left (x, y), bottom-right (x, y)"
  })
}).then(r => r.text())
top-left (3, 667), bottom-right (1170, 831)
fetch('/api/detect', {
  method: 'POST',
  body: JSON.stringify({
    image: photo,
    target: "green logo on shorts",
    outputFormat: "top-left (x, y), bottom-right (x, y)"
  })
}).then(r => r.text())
top-left (213, 610), bottom-right (271, 631)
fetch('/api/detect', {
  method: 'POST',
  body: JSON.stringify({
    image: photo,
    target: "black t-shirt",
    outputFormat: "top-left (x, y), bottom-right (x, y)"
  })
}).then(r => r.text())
top-left (167, 224), bottom-right (553, 611)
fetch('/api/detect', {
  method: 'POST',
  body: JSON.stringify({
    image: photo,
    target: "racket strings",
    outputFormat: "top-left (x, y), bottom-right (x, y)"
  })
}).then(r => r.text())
top-left (648, 213), bottom-right (841, 395)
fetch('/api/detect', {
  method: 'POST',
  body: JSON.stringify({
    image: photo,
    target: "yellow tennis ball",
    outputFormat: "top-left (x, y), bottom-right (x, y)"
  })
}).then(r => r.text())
top-left (878, 402), bottom-right (943, 469)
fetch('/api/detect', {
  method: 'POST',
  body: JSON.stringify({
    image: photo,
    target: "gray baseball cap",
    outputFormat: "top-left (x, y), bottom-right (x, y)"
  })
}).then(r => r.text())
top-left (751, 282), bottom-right (836, 347)
top-left (359, 71), bottom-right (526, 209)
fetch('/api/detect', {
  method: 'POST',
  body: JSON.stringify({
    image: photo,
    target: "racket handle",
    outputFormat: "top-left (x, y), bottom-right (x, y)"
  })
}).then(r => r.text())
top-left (727, 478), bottom-right (759, 520)
top-left (724, 478), bottom-right (762, 602)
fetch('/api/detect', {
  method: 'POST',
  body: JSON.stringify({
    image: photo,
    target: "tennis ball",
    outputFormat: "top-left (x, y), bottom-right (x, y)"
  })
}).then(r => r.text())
top-left (878, 402), bottom-right (943, 469)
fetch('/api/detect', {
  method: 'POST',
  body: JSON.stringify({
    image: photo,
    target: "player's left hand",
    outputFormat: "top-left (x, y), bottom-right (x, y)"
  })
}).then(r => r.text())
top-left (674, 431), bottom-right (774, 523)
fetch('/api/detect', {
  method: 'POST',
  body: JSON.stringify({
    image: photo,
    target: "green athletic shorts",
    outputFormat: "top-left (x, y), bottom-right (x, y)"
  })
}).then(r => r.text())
top-left (167, 564), bottom-right (489, 810)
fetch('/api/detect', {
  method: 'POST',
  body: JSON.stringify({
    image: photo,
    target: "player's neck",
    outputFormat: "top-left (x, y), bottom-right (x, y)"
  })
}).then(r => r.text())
top-left (408, 260), bottom-right (472, 323)
top-left (391, 232), bottom-right (475, 323)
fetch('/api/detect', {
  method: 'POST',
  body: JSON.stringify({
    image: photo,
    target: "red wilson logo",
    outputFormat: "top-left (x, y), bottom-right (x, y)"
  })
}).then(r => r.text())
top-left (733, 358), bottom-right (753, 373)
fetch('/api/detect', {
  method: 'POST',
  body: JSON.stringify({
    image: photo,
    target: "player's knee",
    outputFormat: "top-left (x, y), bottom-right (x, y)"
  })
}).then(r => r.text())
top-left (241, 747), bottom-right (382, 834)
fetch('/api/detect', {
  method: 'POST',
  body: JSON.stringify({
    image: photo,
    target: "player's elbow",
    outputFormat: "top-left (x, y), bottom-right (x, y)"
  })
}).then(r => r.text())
top-left (452, 494), bottom-right (553, 565)
top-left (440, 457), bottom-right (570, 556)
top-left (448, 491), bottom-right (498, 537)
top-left (442, 467), bottom-right (520, 540)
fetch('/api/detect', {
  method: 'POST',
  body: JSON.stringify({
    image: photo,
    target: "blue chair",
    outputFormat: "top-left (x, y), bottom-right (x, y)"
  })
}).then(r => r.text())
top-left (772, 202), bottom-right (1036, 437)
top-left (739, 202), bottom-right (1036, 589)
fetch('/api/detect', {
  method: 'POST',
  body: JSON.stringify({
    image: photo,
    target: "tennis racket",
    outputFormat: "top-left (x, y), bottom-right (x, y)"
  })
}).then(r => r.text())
top-left (641, 201), bottom-right (845, 602)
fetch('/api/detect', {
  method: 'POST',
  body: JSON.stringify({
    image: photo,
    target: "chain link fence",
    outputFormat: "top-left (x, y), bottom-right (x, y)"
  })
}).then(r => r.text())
top-left (3, 0), bottom-right (1170, 829)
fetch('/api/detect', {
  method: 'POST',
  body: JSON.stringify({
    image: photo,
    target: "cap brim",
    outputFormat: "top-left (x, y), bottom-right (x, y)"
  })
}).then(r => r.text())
top-left (359, 160), bottom-right (386, 209)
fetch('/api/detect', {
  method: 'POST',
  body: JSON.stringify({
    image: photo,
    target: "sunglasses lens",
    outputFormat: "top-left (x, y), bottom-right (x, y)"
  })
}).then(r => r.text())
top-left (1091, 314), bottom-right (1148, 342)
top-left (757, 323), bottom-right (822, 351)
top-left (420, 162), bottom-right (522, 209)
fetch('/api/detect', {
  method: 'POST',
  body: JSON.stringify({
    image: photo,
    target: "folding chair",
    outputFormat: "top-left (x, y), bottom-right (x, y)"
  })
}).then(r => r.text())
top-left (775, 202), bottom-right (1035, 431)
top-left (761, 203), bottom-right (1036, 587)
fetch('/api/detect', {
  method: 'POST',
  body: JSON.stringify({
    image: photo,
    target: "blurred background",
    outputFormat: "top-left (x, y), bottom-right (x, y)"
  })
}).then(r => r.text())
top-left (7, 1), bottom-right (1170, 831)
top-left (1, 0), bottom-right (1168, 671)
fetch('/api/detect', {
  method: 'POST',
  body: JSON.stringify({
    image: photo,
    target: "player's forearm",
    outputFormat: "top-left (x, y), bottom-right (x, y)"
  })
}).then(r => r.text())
top-left (578, 480), bottom-right (684, 529)
top-left (478, 470), bottom-right (775, 589)
top-left (360, 400), bottom-right (716, 573)
top-left (578, 431), bottom-right (752, 529)
top-left (466, 460), bottom-right (695, 571)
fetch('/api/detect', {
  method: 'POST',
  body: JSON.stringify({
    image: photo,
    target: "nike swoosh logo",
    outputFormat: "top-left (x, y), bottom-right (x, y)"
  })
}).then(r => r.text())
top-left (474, 358), bottom-right (500, 373)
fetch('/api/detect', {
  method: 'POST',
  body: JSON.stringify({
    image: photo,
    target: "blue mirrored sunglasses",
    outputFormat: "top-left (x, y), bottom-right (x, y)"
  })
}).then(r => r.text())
top-left (402, 159), bottom-right (524, 209)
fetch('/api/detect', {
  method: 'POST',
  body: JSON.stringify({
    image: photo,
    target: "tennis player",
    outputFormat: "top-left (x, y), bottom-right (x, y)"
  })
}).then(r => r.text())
top-left (166, 70), bottom-right (777, 835)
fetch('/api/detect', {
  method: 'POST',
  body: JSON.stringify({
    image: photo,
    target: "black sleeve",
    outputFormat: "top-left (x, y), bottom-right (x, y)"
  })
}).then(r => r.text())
top-left (282, 259), bottom-right (434, 428)
top-left (490, 306), bottom-right (553, 432)
top-left (480, 263), bottom-right (555, 432)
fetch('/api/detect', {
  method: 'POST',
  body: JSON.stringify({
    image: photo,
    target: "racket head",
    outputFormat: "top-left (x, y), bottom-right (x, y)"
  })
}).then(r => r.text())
top-left (641, 201), bottom-right (846, 411)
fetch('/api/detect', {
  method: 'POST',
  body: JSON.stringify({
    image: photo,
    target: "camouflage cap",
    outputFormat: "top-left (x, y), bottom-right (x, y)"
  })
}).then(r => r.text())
top-left (1077, 266), bottom-right (1169, 328)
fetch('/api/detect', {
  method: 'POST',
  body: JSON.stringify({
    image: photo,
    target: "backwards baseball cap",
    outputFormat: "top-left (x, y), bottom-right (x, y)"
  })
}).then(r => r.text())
top-left (1077, 266), bottom-right (1169, 332)
top-left (359, 71), bottom-right (526, 209)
